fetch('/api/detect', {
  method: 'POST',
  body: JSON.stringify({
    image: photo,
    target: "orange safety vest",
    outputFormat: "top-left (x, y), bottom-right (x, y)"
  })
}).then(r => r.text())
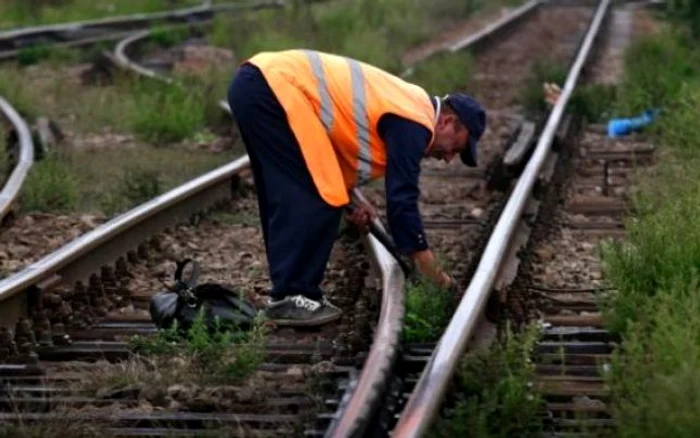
top-left (246, 49), bottom-right (437, 207)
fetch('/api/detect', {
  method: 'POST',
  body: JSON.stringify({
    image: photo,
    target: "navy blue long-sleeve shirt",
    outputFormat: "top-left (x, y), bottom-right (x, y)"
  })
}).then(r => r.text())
top-left (377, 109), bottom-right (435, 254)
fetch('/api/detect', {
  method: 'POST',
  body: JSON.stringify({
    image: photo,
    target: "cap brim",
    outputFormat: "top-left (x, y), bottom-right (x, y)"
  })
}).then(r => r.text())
top-left (460, 137), bottom-right (478, 167)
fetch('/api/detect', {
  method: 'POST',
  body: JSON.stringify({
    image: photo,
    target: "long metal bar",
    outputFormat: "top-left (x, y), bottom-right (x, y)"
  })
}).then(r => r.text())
top-left (392, 1), bottom-right (610, 436)
top-left (0, 97), bottom-right (34, 222)
top-left (0, 155), bottom-right (248, 301)
top-left (448, 0), bottom-right (541, 52)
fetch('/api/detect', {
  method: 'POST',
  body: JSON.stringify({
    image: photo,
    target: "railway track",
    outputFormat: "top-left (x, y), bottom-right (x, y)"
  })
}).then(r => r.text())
top-left (390, 1), bottom-right (660, 437)
top-left (0, 0), bottom-right (652, 436)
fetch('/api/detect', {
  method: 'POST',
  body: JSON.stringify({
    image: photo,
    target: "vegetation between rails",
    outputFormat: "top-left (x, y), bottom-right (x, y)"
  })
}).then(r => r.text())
top-left (403, 276), bottom-right (454, 343)
top-left (428, 323), bottom-right (544, 438)
top-left (87, 310), bottom-right (267, 396)
top-left (596, 17), bottom-right (700, 437)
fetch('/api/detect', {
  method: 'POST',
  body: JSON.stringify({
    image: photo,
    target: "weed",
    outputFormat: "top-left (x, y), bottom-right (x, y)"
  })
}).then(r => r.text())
top-left (121, 167), bottom-right (163, 205)
top-left (16, 44), bottom-right (53, 66)
top-left (410, 51), bottom-right (475, 97)
top-left (665, 0), bottom-right (700, 39)
top-left (428, 322), bottom-right (544, 438)
top-left (403, 276), bottom-right (454, 343)
top-left (128, 79), bottom-right (207, 144)
top-left (520, 59), bottom-right (567, 117)
top-left (129, 308), bottom-right (267, 385)
top-left (569, 83), bottom-right (618, 123)
top-left (614, 29), bottom-right (700, 116)
top-left (0, 69), bottom-right (37, 120)
top-left (150, 25), bottom-right (192, 48)
top-left (607, 277), bottom-right (700, 438)
top-left (598, 20), bottom-right (700, 438)
top-left (21, 151), bottom-right (78, 213)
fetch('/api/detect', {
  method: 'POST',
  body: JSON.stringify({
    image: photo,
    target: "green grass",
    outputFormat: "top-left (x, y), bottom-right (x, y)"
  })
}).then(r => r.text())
top-left (520, 59), bottom-right (567, 117)
top-left (70, 143), bottom-right (230, 215)
top-left (0, 0), bottom-right (202, 30)
top-left (127, 309), bottom-right (267, 385)
top-left (428, 323), bottom-right (544, 438)
top-left (21, 151), bottom-right (79, 213)
top-left (0, 61), bottom-right (232, 215)
top-left (596, 24), bottom-right (700, 438)
top-left (403, 276), bottom-right (454, 343)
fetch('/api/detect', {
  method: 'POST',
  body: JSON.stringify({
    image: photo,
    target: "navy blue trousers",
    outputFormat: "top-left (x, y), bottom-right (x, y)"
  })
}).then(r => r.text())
top-left (227, 64), bottom-right (343, 301)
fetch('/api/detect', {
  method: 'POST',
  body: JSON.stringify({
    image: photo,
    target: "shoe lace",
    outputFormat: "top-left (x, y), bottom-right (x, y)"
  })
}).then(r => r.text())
top-left (291, 295), bottom-right (321, 311)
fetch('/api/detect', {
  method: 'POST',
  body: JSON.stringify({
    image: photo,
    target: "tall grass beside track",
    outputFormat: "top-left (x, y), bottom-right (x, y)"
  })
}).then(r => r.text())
top-left (597, 20), bottom-right (700, 437)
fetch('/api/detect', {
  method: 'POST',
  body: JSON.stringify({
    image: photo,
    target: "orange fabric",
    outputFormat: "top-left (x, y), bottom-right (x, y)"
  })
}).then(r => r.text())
top-left (246, 50), bottom-right (436, 207)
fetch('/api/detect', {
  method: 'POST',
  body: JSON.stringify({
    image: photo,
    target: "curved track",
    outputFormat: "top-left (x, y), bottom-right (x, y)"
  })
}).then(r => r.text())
top-left (0, 97), bottom-right (34, 224)
top-left (0, 1), bottom-right (627, 436)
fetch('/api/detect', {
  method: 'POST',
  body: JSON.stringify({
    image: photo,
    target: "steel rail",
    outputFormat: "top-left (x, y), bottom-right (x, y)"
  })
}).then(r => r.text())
top-left (0, 96), bottom-right (34, 222)
top-left (392, 0), bottom-right (611, 436)
top-left (0, 154), bottom-right (247, 305)
top-left (324, 3), bottom-right (545, 436)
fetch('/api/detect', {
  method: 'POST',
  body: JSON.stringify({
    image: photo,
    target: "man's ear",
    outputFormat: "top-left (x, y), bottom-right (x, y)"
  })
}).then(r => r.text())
top-left (436, 113), bottom-right (454, 129)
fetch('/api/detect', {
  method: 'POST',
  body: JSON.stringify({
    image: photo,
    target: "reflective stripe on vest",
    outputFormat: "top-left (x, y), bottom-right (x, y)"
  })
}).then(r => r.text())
top-left (305, 51), bottom-right (373, 186)
top-left (245, 50), bottom-right (436, 206)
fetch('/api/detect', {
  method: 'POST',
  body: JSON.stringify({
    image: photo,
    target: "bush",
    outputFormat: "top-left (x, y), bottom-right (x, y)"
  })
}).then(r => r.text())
top-left (429, 323), bottom-right (544, 438)
top-left (403, 276), bottom-right (454, 343)
top-left (128, 80), bottom-right (207, 144)
top-left (21, 152), bottom-right (78, 213)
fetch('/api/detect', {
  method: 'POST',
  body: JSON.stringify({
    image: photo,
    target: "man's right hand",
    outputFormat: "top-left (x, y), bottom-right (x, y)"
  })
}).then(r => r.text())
top-left (410, 249), bottom-right (454, 288)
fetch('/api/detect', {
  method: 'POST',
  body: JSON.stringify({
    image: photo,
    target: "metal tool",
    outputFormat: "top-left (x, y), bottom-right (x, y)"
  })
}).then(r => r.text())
top-left (346, 193), bottom-right (413, 278)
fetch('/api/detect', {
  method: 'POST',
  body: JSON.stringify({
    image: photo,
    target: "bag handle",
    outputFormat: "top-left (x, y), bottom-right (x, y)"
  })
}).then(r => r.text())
top-left (173, 259), bottom-right (201, 308)
top-left (174, 258), bottom-right (201, 289)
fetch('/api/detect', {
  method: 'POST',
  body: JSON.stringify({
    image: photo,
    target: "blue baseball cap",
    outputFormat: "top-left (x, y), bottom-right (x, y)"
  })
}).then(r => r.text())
top-left (444, 93), bottom-right (486, 167)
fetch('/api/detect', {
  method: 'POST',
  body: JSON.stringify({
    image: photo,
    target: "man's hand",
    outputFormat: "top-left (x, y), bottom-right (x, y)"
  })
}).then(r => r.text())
top-left (543, 82), bottom-right (562, 107)
top-left (410, 249), bottom-right (454, 288)
top-left (345, 200), bottom-right (378, 233)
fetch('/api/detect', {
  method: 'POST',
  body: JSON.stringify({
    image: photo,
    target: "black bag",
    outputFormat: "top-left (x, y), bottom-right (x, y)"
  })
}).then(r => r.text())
top-left (149, 259), bottom-right (257, 333)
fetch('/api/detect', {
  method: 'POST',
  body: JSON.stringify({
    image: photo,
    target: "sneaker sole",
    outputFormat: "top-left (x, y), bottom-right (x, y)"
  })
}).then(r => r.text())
top-left (269, 310), bottom-right (343, 327)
